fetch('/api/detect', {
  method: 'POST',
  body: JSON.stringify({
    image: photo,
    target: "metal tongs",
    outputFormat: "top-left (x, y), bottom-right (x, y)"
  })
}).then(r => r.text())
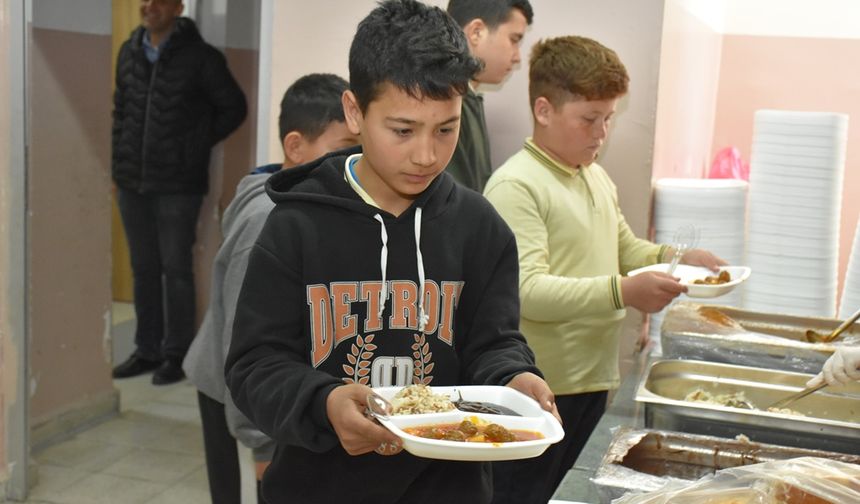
top-left (766, 382), bottom-right (828, 411)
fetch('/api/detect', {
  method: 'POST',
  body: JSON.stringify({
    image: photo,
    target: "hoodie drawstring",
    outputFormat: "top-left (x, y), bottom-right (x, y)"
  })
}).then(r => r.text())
top-left (373, 209), bottom-right (429, 333)
top-left (414, 207), bottom-right (429, 333)
top-left (373, 214), bottom-right (389, 319)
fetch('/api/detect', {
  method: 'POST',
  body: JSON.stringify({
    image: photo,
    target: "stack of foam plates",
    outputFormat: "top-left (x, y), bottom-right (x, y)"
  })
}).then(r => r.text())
top-left (839, 217), bottom-right (860, 319)
top-left (744, 110), bottom-right (847, 318)
top-left (649, 178), bottom-right (749, 353)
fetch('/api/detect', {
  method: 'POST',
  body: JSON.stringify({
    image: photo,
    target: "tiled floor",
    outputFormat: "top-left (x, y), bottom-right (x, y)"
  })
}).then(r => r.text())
top-left (24, 304), bottom-right (212, 504)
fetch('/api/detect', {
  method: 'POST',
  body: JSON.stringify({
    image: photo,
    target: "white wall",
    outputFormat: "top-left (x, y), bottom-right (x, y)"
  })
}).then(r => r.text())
top-left (651, 0), bottom-right (724, 180)
top-left (672, 0), bottom-right (860, 39)
top-left (263, 0), bottom-right (665, 239)
top-left (225, 0), bottom-right (259, 50)
top-left (194, 0), bottom-right (227, 46)
top-left (32, 0), bottom-right (110, 34)
top-left (483, 0), bottom-right (665, 239)
top-left (723, 0), bottom-right (860, 39)
top-left (264, 0), bottom-right (446, 162)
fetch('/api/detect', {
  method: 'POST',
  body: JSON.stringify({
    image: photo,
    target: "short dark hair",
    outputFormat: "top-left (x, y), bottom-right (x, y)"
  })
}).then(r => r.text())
top-left (529, 36), bottom-right (629, 107)
top-left (447, 0), bottom-right (534, 29)
top-left (349, 0), bottom-right (482, 113)
top-left (278, 73), bottom-right (349, 142)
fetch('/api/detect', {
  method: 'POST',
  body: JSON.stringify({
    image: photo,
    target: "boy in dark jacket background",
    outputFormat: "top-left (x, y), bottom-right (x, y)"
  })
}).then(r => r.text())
top-left (184, 73), bottom-right (357, 504)
top-left (226, 1), bottom-right (557, 503)
top-left (445, 0), bottom-right (534, 192)
top-left (111, 0), bottom-right (247, 385)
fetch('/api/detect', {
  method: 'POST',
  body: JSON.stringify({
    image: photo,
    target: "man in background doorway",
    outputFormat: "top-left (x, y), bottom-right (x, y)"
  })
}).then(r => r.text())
top-left (445, 0), bottom-right (533, 192)
top-left (111, 0), bottom-right (247, 385)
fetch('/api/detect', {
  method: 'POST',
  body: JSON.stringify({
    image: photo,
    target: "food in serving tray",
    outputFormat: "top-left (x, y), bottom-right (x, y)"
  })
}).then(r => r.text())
top-left (685, 388), bottom-right (752, 409)
top-left (613, 457), bottom-right (860, 504)
top-left (692, 270), bottom-right (731, 285)
top-left (390, 385), bottom-right (524, 416)
top-left (390, 384), bottom-right (455, 415)
top-left (696, 305), bottom-right (745, 329)
top-left (403, 416), bottom-right (543, 443)
top-left (684, 388), bottom-right (806, 416)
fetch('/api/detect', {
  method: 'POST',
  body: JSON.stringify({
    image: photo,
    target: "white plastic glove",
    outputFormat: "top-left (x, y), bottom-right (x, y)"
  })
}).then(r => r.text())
top-left (806, 346), bottom-right (860, 387)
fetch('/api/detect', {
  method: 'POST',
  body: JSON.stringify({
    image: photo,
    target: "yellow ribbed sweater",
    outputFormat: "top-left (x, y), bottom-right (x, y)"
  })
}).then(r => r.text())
top-left (484, 139), bottom-right (667, 395)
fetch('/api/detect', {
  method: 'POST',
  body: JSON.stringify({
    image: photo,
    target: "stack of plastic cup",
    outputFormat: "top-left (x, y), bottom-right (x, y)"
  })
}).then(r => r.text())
top-left (649, 178), bottom-right (749, 353)
top-left (744, 110), bottom-right (848, 317)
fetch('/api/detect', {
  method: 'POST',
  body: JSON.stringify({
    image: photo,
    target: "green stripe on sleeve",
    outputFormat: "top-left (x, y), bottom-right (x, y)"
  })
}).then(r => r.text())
top-left (610, 275), bottom-right (624, 310)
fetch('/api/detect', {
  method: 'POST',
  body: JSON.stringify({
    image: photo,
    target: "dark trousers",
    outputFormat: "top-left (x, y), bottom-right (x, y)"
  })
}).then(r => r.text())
top-left (198, 391), bottom-right (242, 504)
top-left (198, 392), bottom-right (267, 504)
top-left (491, 390), bottom-right (608, 504)
top-left (117, 188), bottom-right (203, 362)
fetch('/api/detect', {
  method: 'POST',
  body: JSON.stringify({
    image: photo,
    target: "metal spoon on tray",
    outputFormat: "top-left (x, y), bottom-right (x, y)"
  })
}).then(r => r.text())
top-left (365, 393), bottom-right (393, 422)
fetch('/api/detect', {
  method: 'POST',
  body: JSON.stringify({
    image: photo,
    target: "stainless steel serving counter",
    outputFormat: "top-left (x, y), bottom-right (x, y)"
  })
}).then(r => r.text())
top-left (550, 352), bottom-right (860, 503)
top-left (551, 302), bottom-right (860, 503)
top-left (551, 351), bottom-right (651, 503)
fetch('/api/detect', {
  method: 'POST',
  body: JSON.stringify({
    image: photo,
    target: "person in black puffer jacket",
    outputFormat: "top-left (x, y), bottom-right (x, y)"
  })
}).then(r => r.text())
top-left (112, 0), bottom-right (246, 387)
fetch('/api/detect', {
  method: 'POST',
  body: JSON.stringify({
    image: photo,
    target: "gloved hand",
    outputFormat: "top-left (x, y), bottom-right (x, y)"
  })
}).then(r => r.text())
top-left (806, 346), bottom-right (860, 387)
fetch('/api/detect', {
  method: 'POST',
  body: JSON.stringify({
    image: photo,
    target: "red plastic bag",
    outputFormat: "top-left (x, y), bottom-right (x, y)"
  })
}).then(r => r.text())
top-left (708, 146), bottom-right (749, 181)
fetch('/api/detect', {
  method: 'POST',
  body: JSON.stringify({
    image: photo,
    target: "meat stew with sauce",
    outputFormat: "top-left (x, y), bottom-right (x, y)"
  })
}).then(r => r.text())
top-left (693, 270), bottom-right (731, 285)
top-left (403, 418), bottom-right (544, 443)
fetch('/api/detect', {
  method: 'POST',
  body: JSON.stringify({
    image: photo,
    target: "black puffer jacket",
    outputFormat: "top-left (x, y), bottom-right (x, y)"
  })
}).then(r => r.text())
top-left (112, 17), bottom-right (247, 194)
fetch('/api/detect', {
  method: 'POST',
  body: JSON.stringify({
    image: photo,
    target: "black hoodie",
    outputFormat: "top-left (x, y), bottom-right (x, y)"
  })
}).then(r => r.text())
top-left (226, 147), bottom-right (541, 504)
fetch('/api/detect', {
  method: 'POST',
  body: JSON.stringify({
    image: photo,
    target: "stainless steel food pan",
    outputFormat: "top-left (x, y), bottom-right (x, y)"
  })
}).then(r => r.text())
top-left (636, 359), bottom-right (860, 455)
top-left (660, 302), bottom-right (859, 373)
top-left (591, 427), bottom-right (860, 501)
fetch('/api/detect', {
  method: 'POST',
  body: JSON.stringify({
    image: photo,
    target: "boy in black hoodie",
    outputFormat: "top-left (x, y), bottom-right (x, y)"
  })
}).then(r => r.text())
top-left (226, 1), bottom-right (558, 503)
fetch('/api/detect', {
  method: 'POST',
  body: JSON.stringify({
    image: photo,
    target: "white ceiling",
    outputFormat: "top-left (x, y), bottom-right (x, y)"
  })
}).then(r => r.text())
top-left (679, 0), bottom-right (860, 39)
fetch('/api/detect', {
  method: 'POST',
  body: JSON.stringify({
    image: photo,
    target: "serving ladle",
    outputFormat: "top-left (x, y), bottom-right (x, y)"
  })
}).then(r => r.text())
top-left (804, 306), bottom-right (860, 343)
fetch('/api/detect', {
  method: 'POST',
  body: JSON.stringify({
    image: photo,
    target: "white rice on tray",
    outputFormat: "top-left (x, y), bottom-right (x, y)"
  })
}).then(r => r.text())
top-left (390, 384), bottom-right (455, 415)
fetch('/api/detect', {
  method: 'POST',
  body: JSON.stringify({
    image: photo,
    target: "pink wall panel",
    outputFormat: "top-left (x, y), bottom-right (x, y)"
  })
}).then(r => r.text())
top-left (29, 27), bottom-right (114, 420)
top-left (652, 2), bottom-right (723, 181)
top-left (713, 35), bottom-right (860, 307)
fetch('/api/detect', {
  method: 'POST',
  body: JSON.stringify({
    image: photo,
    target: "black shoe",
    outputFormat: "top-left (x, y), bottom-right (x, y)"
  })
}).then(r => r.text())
top-left (112, 354), bottom-right (161, 379)
top-left (152, 359), bottom-right (186, 385)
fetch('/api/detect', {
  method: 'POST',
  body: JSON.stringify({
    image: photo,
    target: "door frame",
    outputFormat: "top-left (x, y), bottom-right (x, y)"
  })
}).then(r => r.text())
top-left (255, 0), bottom-right (273, 166)
top-left (3, 0), bottom-right (31, 499)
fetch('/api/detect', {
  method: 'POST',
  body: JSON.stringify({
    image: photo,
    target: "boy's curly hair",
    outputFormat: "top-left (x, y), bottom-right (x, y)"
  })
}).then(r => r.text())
top-left (529, 36), bottom-right (629, 108)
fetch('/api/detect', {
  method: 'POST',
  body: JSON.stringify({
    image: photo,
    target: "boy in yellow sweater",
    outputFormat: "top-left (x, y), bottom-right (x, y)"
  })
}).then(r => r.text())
top-left (483, 36), bottom-right (725, 504)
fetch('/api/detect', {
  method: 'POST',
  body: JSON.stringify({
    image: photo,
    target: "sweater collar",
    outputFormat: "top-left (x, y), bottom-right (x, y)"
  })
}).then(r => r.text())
top-left (523, 138), bottom-right (587, 178)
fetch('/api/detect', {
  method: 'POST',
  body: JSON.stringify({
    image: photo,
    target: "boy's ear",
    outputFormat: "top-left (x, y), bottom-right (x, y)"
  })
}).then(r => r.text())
top-left (533, 96), bottom-right (553, 127)
top-left (463, 18), bottom-right (488, 50)
top-left (282, 131), bottom-right (306, 166)
top-left (342, 90), bottom-right (363, 136)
